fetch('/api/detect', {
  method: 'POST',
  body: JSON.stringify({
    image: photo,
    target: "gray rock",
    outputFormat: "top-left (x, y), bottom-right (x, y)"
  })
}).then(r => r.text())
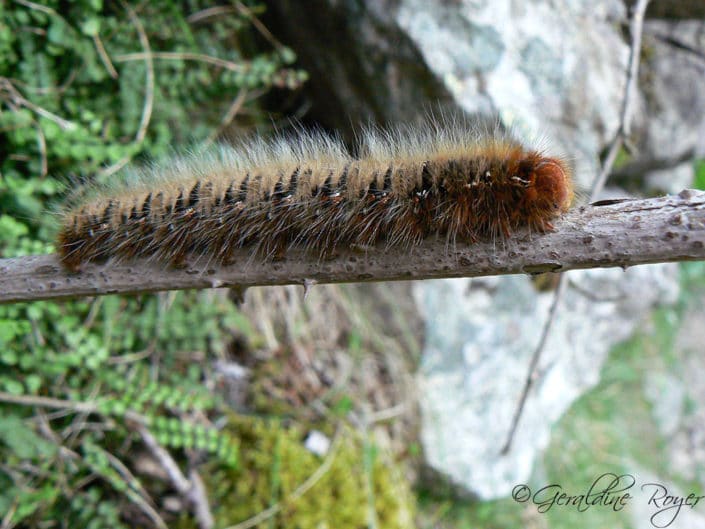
top-left (265, 1), bottom-right (704, 198)
top-left (641, 20), bottom-right (705, 158)
top-left (415, 265), bottom-right (679, 499)
top-left (646, 163), bottom-right (695, 195)
top-left (261, 0), bottom-right (700, 501)
top-left (609, 18), bottom-right (705, 192)
top-left (391, 0), bottom-right (683, 500)
top-left (397, 0), bottom-right (629, 187)
top-left (665, 305), bottom-right (705, 485)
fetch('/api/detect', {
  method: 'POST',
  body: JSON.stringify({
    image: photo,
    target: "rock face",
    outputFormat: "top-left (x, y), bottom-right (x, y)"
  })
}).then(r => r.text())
top-left (659, 301), bottom-right (705, 486)
top-left (263, 0), bottom-right (702, 500)
top-left (392, 0), bottom-right (680, 499)
top-left (396, 0), bottom-right (628, 185)
top-left (415, 266), bottom-right (679, 499)
top-left (630, 19), bottom-right (705, 194)
top-left (265, 0), bottom-right (705, 191)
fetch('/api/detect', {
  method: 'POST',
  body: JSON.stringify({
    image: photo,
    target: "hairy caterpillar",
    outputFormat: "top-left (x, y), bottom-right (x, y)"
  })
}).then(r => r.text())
top-left (57, 120), bottom-right (573, 272)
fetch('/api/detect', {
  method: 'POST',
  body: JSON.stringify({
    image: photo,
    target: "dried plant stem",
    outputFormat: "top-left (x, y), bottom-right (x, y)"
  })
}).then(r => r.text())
top-left (500, 277), bottom-right (566, 455)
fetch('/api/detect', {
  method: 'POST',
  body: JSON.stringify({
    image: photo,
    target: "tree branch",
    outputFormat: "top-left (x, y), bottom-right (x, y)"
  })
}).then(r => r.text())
top-left (132, 420), bottom-right (214, 529)
top-left (2, 190), bottom-right (705, 304)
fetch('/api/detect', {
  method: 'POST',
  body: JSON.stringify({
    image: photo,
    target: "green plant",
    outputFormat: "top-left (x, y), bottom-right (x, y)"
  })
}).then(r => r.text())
top-left (0, 1), bottom-right (304, 526)
top-left (199, 416), bottom-right (414, 529)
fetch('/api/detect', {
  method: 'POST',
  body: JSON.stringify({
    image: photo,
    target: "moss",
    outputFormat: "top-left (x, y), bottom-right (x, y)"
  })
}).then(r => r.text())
top-left (193, 415), bottom-right (414, 529)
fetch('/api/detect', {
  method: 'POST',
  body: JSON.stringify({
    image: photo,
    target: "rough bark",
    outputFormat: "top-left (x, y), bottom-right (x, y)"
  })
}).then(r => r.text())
top-left (1, 190), bottom-right (704, 304)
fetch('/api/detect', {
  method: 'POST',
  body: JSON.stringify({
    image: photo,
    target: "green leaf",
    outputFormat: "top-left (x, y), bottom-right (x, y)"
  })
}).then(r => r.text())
top-left (25, 374), bottom-right (42, 394)
top-left (80, 18), bottom-right (101, 37)
top-left (694, 160), bottom-right (705, 191)
top-left (0, 215), bottom-right (29, 239)
top-left (1, 349), bottom-right (18, 365)
top-left (0, 415), bottom-right (57, 459)
top-left (0, 320), bottom-right (20, 345)
top-left (47, 20), bottom-right (69, 46)
top-left (3, 378), bottom-right (24, 395)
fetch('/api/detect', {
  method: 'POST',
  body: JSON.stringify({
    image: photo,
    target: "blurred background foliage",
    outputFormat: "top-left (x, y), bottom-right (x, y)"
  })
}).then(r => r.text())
top-left (0, 1), bottom-right (414, 528)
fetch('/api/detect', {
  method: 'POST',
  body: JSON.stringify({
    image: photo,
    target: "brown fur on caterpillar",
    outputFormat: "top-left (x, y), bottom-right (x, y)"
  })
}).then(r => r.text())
top-left (57, 121), bottom-right (573, 272)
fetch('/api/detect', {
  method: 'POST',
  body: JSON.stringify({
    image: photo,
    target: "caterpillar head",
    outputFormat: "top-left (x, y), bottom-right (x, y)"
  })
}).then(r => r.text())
top-left (522, 157), bottom-right (573, 216)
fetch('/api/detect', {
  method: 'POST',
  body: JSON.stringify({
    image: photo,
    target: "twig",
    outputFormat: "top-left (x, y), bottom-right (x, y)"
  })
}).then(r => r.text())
top-left (93, 34), bottom-right (119, 79)
top-left (501, 0), bottom-right (652, 455)
top-left (0, 392), bottom-right (98, 413)
top-left (13, 0), bottom-right (57, 16)
top-left (366, 403), bottom-right (407, 424)
top-left (500, 278), bottom-right (566, 455)
top-left (130, 419), bottom-right (213, 529)
top-left (233, 1), bottom-right (285, 52)
top-left (0, 500), bottom-right (18, 529)
top-left (590, 0), bottom-right (650, 199)
top-left (188, 466), bottom-right (215, 529)
top-left (112, 51), bottom-right (247, 72)
top-left (130, 422), bottom-right (190, 498)
top-left (11, 67), bottom-right (79, 96)
top-left (0, 77), bottom-right (77, 130)
top-left (187, 5), bottom-right (239, 24)
top-left (651, 32), bottom-right (705, 63)
top-left (35, 121), bottom-right (48, 178)
top-left (2, 191), bottom-right (705, 304)
top-left (121, 1), bottom-right (154, 145)
top-left (100, 447), bottom-right (169, 529)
